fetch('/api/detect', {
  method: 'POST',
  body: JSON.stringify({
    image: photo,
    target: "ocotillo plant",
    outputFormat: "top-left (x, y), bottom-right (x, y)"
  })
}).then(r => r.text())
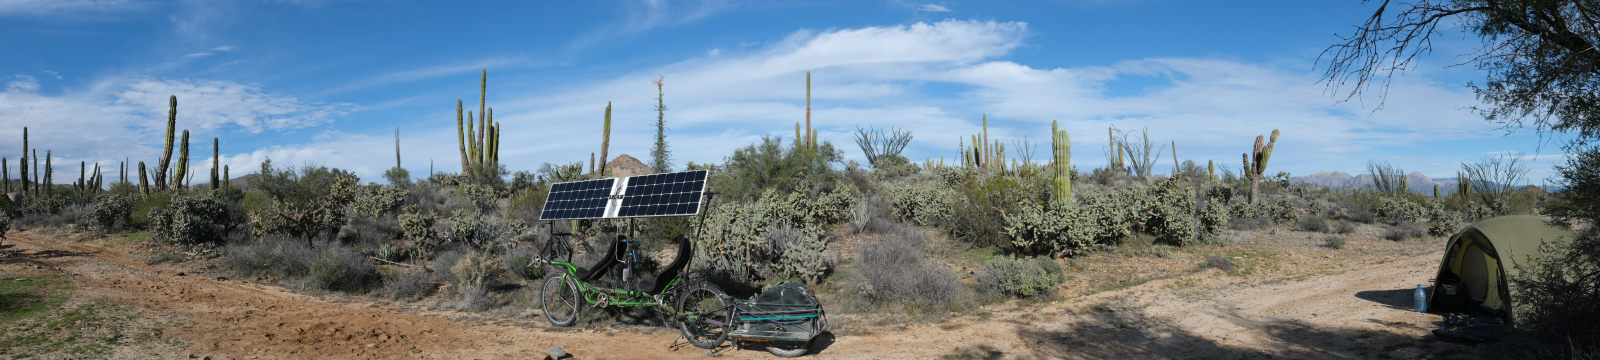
top-left (156, 95), bottom-right (177, 190)
top-left (600, 102), bottom-right (612, 175)
top-left (211, 137), bottom-right (220, 190)
top-left (1241, 129), bottom-right (1280, 204)
top-left (138, 162), bottom-right (148, 197)
top-left (1052, 120), bottom-right (1071, 205)
top-left (172, 130), bottom-right (190, 190)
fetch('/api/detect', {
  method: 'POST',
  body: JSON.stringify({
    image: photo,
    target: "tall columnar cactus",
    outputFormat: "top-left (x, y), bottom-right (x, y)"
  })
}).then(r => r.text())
top-left (795, 123), bottom-right (803, 147)
top-left (120, 161), bottom-right (126, 185)
top-left (1052, 120), bottom-right (1072, 205)
top-left (1208, 160), bottom-right (1215, 182)
top-left (156, 96), bottom-right (177, 190)
top-left (2, 157), bottom-right (8, 193)
top-left (1241, 129), bottom-right (1280, 204)
top-left (211, 137), bottom-right (220, 190)
top-left (600, 102), bottom-right (612, 175)
top-left (1434, 183), bottom-right (1441, 198)
top-left (20, 127), bottom-right (27, 193)
top-left (78, 161), bottom-right (85, 192)
top-left (466, 111), bottom-right (476, 166)
top-left (89, 163), bottom-right (100, 193)
top-left (43, 150), bottom-right (51, 190)
top-left (223, 165), bottom-right (230, 189)
top-left (982, 114), bottom-right (990, 168)
top-left (1171, 140), bottom-right (1180, 177)
top-left (805, 71), bottom-right (812, 149)
top-left (456, 99), bottom-right (468, 173)
top-left (172, 130), bottom-right (190, 190)
top-left (32, 149), bottom-right (38, 194)
top-left (138, 161), bottom-right (149, 197)
top-left (478, 69), bottom-right (487, 166)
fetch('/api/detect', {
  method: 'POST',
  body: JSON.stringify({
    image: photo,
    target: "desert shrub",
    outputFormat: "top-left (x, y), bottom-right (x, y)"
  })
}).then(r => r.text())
top-left (1324, 235), bottom-right (1346, 249)
top-left (247, 163), bottom-right (359, 246)
top-left (223, 236), bottom-right (318, 279)
top-left (375, 243), bottom-right (401, 262)
top-left (397, 208), bottom-right (440, 260)
top-left (975, 256), bottom-right (1065, 299)
top-left (431, 249), bottom-right (465, 284)
top-left (451, 251), bottom-right (498, 293)
top-left (1298, 214), bottom-right (1330, 233)
top-left (886, 179), bottom-right (959, 226)
top-left (848, 224), bottom-right (971, 311)
top-left (1197, 200), bottom-right (1231, 242)
top-left (699, 186), bottom-right (855, 281)
top-left (1143, 181), bottom-right (1201, 246)
top-left (1375, 196), bottom-right (1428, 224)
top-left (309, 247), bottom-right (380, 293)
top-left (1512, 229), bottom-right (1600, 357)
top-left (1383, 221), bottom-right (1427, 241)
top-left (1267, 197), bottom-right (1302, 224)
top-left (453, 183), bottom-right (497, 211)
top-left (1332, 220), bottom-right (1357, 234)
top-left (381, 267), bottom-right (437, 301)
top-left (1203, 255), bottom-right (1236, 273)
top-left (947, 173), bottom-right (1051, 247)
top-left (350, 184), bottom-right (408, 217)
top-left (503, 246), bottom-right (544, 281)
top-left (149, 190), bottom-right (238, 246)
top-left (336, 214), bottom-right (400, 246)
top-left (1426, 202), bottom-right (1464, 236)
top-left (712, 136), bottom-right (843, 203)
top-left (764, 226), bottom-right (833, 284)
top-left (1003, 202), bottom-right (1099, 257)
top-left (0, 215), bottom-right (10, 244)
top-left (86, 194), bottom-right (134, 232)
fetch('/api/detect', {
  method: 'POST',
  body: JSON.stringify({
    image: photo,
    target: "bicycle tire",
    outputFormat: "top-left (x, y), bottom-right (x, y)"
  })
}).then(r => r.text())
top-left (675, 282), bottom-right (731, 349)
top-left (541, 275), bottom-right (582, 327)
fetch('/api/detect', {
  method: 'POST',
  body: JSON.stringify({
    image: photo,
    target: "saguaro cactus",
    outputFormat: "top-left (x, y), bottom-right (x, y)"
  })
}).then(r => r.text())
top-left (2, 157), bottom-right (8, 193)
top-left (138, 162), bottom-right (149, 197)
top-left (1208, 160), bottom-right (1215, 182)
top-left (44, 151), bottom-right (51, 190)
top-left (453, 70), bottom-right (502, 178)
top-left (211, 137), bottom-right (220, 189)
top-left (79, 161), bottom-right (85, 192)
top-left (1241, 129), bottom-right (1280, 204)
top-left (1052, 120), bottom-right (1071, 205)
top-left (173, 130), bottom-right (190, 190)
top-left (456, 99), bottom-right (468, 173)
top-left (156, 96), bottom-right (177, 190)
top-left (805, 71), bottom-right (812, 150)
top-left (600, 102), bottom-right (612, 175)
top-left (223, 165), bottom-right (230, 189)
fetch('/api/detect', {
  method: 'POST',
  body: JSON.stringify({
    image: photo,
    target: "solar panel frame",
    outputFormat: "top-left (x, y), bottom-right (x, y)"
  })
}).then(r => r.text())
top-left (537, 178), bottom-right (618, 220)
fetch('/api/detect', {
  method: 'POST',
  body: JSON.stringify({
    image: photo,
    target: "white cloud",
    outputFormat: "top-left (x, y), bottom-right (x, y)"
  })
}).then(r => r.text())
top-left (6, 74), bottom-right (39, 92)
top-left (0, 0), bottom-right (139, 16)
top-left (918, 4), bottom-right (952, 12)
top-left (114, 78), bottom-right (356, 133)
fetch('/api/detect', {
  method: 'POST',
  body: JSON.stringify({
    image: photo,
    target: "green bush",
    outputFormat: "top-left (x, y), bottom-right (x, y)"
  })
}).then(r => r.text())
top-left (397, 209), bottom-right (440, 260)
top-left (1426, 200), bottom-right (1464, 236)
top-left (886, 179), bottom-right (959, 226)
top-left (946, 173), bottom-right (1050, 247)
top-left (310, 248), bottom-right (380, 293)
top-left (149, 190), bottom-right (237, 246)
top-left (86, 194), bottom-right (134, 232)
top-left (711, 136), bottom-right (843, 203)
top-left (350, 184), bottom-right (407, 217)
top-left (1002, 202), bottom-right (1098, 257)
top-left (1197, 199), bottom-right (1230, 242)
top-left (381, 267), bottom-right (436, 301)
top-left (975, 256), bottom-right (1065, 299)
top-left (503, 247), bottom-right (543, 281)
top-left (764, 226), bottom-right (833, 284)
top-left (1375, 196), bottom-right (1428, 224)
top-left (1267, 197), bottom-right (1302, 224)
top-left (450, 251), bottom-right (499, 308)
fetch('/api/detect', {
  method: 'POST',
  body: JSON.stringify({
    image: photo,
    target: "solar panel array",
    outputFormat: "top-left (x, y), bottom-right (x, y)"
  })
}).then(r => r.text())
top-left (537, 170), bottom-right (709, 220)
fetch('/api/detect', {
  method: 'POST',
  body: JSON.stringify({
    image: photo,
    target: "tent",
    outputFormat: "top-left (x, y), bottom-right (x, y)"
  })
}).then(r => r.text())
top-left (1428, 215), bottom-right (1575, 321)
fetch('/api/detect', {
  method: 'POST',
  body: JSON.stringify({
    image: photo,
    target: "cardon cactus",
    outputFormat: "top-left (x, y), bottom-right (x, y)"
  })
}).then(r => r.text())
top-left (1052, 120), bottom-right (1071, 205)
top-left (20, 127), bottom-right (27, 193)
top-left (211, 137), bottom-right (220, 189)
top-left (1242, 129), bottom-right (1279, 204)
top-left (156, 96), bottom-right (177, 189)
top-left (600, 102), bottom-right (611, 175)
top-left (138, 161), bottom-right (149, 197)
top-left (172, 130), bottom-right (190, 190)
top-left (456, 99), bottom-right (468, 172)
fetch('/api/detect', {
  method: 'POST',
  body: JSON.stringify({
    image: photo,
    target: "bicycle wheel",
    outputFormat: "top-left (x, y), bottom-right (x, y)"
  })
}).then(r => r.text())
top-left (541, 274), bottom-right (582, 327)
top-left (675, 282), bottom-right (731, 349)
top-left (765, 340), bottom-right (811, 357)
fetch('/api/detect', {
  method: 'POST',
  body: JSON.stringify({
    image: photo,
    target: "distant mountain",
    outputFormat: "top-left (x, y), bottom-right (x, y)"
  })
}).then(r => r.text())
top-left (1291, 171), bottom-right (1461, 195)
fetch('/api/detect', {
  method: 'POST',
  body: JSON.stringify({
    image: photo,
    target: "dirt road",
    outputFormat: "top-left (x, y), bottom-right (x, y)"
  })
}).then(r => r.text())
top-left (2, 230), bottom-right (1467, 359)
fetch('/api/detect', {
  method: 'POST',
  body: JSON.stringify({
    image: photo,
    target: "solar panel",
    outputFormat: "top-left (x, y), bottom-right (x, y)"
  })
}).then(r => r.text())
top-left (536, 170), bottom-right (709, 220)
top-left (538, 178), bottom-right (617, 220)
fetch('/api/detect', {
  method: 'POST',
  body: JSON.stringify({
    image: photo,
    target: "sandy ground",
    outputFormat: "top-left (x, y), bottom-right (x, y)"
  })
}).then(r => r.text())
top-left (0, 229), bottom-right (1474, 359)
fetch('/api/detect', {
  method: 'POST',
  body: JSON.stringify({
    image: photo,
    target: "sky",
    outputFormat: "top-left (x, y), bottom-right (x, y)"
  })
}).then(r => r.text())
top-left (0, 0), bottom-right (1576, 185)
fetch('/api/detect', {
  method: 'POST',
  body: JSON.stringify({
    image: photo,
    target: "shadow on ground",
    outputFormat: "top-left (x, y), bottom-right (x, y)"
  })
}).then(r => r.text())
top-left (948, 302), bottom-right (1480, 359)
top-left (1355, 288), bottom-right (1418, 311)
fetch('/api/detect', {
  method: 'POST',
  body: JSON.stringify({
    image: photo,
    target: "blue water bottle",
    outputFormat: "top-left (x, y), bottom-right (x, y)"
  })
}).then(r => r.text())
top-left (1413, 284), bottom-right (1427, 312)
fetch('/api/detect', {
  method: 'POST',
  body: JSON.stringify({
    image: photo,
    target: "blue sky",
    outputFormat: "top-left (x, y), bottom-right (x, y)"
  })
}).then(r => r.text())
top-left (0, 0), bottom-right (1573, 185)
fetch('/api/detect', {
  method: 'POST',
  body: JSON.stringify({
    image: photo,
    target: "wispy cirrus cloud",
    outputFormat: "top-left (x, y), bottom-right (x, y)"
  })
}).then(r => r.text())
top-left (0, 0), bottom-right (142, 17)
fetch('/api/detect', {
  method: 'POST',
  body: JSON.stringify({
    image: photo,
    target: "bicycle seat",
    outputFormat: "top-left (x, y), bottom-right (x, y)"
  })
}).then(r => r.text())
top-left (639, 237), bottom-right (692, 294)
top-left (573, 235), bottom-right (623, 282)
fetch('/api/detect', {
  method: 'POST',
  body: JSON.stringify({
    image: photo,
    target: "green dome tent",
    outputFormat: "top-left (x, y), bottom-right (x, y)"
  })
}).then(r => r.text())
top-left (1429, 215), bottom-right (1576, 322)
